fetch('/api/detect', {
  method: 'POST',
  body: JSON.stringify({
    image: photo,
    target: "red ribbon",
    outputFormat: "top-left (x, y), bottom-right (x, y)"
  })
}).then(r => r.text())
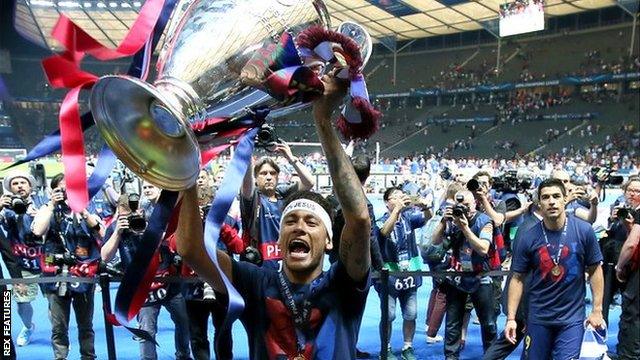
top-left (41, 0), bottom-right (166, 212)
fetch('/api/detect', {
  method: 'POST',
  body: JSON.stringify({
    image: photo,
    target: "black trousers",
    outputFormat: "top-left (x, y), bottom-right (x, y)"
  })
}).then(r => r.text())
top-left (617, 268), bottom-right (640, 360)
top-left (443, 282), bottom-right (497, 360)
top-left (482, 318), bottom-right (526, 360)
top-left (185, 299), bottom-right (233, 360)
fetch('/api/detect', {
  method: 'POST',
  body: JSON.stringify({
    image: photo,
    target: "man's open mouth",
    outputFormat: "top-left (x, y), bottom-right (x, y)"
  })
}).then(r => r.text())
top-left (288, 239), bottom-right (311, 255)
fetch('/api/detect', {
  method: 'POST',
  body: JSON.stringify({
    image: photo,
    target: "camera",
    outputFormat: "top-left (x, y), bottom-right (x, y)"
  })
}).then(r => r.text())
top-left (492, 170), bottom-right (531, 194)
top-left (125, 193), bottom-right (147, 233)
top-left (451, 194), bottom-right (468, 218)
top-left (452, 204), bottom-right (469, 218)
top-left (46, 252), bottom-right (78, 267)
top-left (7, 195), bottom-right (27, 215)
top-left (240, 246), bottom-right (263, 266)
top-left (590, 166), bottom-right (624, 185)
top-left (53, 188), bottom-right (67, 201)
top-left (255, 124), bottom-right (281, 149)
top-left (466, 179), bottom-right (480, 192)
top-left (616, 207), bottom-right (636, 221)
top-left (439, 167), bottom-right (452, 181)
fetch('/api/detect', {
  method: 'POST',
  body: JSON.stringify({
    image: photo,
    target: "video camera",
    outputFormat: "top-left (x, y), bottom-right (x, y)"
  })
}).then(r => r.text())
top-left (491, 170), bottom-right (532, 194)
top-left (255, 124), bottom-right (282, 149)
top-left (590, 166), bottom-right (624, 186)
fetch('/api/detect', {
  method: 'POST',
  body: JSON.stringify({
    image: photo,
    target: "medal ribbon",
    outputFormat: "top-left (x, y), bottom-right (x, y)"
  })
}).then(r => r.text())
top-left (541, 219), bottom-right (568, 265)
top-left (277, 272), bottom-right (313, 356)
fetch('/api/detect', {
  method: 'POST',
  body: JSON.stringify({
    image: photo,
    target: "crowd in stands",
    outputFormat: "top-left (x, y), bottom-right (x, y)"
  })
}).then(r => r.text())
top-left (499, 0), bottom-right (544, 18)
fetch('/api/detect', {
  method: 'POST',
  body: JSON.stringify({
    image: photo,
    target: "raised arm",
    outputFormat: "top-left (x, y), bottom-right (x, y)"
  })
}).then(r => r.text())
top-left (313, 75), bottom-right (370, 282)
top-left (176, 186), bottom-right (232, 294)
top-left (240, 157), bottom-right (255, 201)
top-left (276, 141), bottom-right (315, 191)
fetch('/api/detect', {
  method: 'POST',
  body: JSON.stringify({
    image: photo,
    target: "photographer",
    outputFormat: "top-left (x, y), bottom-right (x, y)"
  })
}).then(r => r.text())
top-left (432, 190), bottom-right (497, 360)
top-left (601, 176), bottom-right (640, 325)
top-left (101, 194), bottom-right (192, 360)
top-left (615, 201), bottom-right (640, 360)
top-left (240, 139), bottom-right (315, 269)
top-left (31, 173), bottom-right (103, 360)
top-left (468, 171), bottom-right (505, 227)
top-left (552, 170), bottom-right (599, 224)
top-left (0, 170), bottom-right (45, 347)
top-left (376, 187), bottom-right (430, 359)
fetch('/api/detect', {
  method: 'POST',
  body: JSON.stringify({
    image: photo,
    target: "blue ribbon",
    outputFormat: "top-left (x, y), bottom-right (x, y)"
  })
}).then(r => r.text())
top-left (87, 145), bottom-right (117, 199)
top-left (203, 126), bottom-right (260, 357)
top-left (114, 189), bottom-right (178, 326)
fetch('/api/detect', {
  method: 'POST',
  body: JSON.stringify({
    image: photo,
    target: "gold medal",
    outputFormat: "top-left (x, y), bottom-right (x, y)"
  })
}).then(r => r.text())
top-left (551, 265), bottom-right (561, 277)
top-left (293, 355), bottom-right (306, 360)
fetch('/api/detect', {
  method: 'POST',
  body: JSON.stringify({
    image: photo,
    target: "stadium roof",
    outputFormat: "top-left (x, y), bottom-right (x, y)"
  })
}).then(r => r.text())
top-left (14, 0), bottom-right (620, 50)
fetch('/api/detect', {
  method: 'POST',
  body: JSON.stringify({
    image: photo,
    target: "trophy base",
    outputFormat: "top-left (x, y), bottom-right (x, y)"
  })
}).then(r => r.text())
top-left (90, 75), bottom-right (201, 191)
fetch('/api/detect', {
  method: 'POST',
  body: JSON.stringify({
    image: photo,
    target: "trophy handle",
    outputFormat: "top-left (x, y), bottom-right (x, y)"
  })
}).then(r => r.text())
top-left (337, 21), bottom-right (373, 70)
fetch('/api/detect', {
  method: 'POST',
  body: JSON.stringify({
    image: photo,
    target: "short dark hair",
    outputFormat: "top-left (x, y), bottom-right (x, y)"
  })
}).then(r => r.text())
top-left (50, 173), bottom-right (65, 190)
top-left (352, 155), bottom-right (371, 184)
top-left (283, 191), bottom-right (334, 219)
top-left (473, 171), bottom-right (493, 185)
top-left (253, 157), bottom-right (280, 177)
top-left (537, 178), bottom-right (566, 200)
top-left (383, 187), bottom-right (402, 202)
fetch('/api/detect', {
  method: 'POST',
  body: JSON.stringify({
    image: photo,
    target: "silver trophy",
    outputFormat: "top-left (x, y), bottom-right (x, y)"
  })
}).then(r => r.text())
top-left (90, 0), bottom-right (372, 190)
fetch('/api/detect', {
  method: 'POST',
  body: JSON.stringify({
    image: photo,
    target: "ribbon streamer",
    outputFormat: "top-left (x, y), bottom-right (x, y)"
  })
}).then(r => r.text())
top-left (203, 126), bottom-right (259, 358)
top-left (39, 0), bottom-right (167, 212)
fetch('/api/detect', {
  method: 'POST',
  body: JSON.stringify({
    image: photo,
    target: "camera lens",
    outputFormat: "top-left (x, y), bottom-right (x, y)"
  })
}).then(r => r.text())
top-left (466, 179), bottom-right (480, 192)
top-left (128, 215), bottom-right (147, 232)
top-left (11, 197), bottom-right (27, 214)
top-left (617, 208), bottom-right (629, 220)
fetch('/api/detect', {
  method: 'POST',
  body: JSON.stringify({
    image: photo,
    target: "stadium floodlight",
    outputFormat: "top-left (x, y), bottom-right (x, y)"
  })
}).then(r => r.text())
top-left (96, 2), bottom-right (106, 8)
top-left (58, 1), bottom-right (82, 7)
top-left (29, 0), bottom-right (56, 6)
top-left (83, 2), bottom-right (92, 7)
top-left (133, 1), bottom-right (141, 7)
top-left (109, 2), bottom-right (118, 7)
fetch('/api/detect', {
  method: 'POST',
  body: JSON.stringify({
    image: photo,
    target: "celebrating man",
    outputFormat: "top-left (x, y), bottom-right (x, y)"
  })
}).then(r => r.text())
top-left (176, 74), bottom-right (371, 359)
top-left (505, 178), bottom-right (604, 359)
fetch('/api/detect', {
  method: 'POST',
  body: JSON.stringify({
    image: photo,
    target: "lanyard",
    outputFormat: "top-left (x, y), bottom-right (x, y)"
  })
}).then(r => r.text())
top-left (277, 272), bottom-right (314, 355)
top-left (541, 219), bottom-right (568, 265)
